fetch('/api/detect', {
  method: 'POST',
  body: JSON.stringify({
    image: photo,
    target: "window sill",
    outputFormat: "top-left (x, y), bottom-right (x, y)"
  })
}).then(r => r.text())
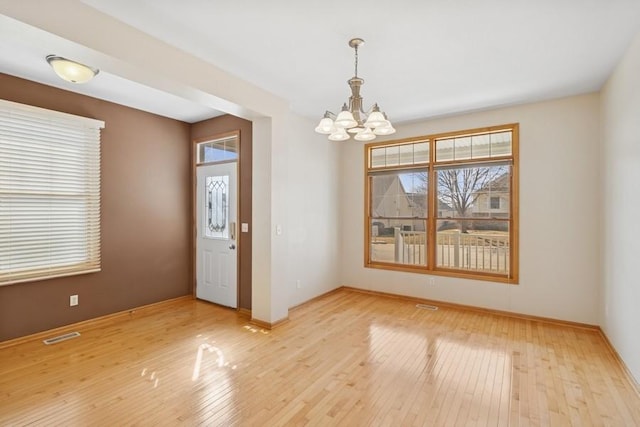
top-left (364, 262), bottom-right (518, 284)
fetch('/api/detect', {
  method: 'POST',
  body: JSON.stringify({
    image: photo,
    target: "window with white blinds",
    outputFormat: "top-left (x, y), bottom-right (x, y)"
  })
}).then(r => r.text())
top-left (0, 99), bottom-right (104, 286)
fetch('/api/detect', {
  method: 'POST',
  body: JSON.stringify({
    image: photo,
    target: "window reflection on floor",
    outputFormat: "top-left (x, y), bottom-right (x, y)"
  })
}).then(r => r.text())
top-left (192, 343), bottom-right (226, 381)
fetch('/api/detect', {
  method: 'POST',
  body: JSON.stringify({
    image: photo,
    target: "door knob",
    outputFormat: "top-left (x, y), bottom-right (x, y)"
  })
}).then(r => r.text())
top-left (229, 244), bottom-right (236, 250)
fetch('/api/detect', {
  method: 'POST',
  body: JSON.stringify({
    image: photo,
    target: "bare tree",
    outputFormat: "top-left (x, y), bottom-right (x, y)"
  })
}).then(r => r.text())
top-left (437, 166), bottom-right (507, 232)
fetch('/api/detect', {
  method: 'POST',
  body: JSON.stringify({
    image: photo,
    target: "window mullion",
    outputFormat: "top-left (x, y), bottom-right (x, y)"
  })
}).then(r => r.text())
top-left (428, 140), bottom-right (436, 271)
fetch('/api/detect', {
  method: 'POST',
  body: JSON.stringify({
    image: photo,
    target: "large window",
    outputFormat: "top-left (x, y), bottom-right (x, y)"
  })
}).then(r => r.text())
top-left (365, 124), bottom-right (518, 283)
top-left (0, 100), bottom-right (103, 286)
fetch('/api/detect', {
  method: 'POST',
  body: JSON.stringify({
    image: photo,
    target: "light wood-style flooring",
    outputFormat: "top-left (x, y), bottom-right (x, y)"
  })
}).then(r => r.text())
top-left (1, 289), bottom-right (639, 426)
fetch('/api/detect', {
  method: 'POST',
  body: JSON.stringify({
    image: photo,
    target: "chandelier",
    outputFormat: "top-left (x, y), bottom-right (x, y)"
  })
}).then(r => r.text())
top-left (315, 38), bottom-right (395, 142)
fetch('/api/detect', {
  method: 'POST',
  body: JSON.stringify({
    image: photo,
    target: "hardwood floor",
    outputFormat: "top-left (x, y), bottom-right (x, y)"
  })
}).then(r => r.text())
top-left (1, 289), bottom-right (639, 426)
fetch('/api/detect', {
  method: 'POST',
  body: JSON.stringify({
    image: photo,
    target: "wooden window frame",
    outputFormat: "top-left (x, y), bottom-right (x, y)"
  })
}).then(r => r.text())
top-left (364, 123), bottom-right (519, 284)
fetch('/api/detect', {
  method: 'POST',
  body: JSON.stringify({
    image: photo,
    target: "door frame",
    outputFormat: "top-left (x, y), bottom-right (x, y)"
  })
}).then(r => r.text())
top-left (192, 130), bottom-right (241, 308)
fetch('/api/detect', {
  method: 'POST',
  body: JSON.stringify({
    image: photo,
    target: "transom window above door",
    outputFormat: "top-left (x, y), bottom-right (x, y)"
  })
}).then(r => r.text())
top-left (197, 134), bottom-right (238, 164)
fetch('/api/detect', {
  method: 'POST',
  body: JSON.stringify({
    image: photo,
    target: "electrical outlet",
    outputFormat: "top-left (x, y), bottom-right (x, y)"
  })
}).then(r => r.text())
top-left (428, 278), bottom-right (436, 286)
top-left (70, 295), bottom-right (79, 306)
top-left (296, 280), bottom-right (301, 289)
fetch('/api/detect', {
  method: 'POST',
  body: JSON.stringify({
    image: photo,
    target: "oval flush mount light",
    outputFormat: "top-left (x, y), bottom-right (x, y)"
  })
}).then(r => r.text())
top-left (46, 55), bottom-right (99, 84)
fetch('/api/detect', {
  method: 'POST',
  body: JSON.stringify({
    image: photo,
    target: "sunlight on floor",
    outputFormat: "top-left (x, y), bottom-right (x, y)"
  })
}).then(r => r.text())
top-left (191, 339), bottom-right (238, 383)
top-left (243, 325), bottom-right (269, 334)
top-left (140, 367), bottom-right (160, 388)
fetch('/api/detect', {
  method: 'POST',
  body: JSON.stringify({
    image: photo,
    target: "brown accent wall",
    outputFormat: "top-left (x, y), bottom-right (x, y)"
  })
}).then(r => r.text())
top-left (0, 74), bottom-right (192, 341)
top-left (191, 116), bottom-right (252, 310)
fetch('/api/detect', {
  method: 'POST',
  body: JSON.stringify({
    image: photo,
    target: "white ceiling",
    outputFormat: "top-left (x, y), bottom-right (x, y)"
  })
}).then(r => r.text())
top-left (0, 13), bottom-right (223, 123)
top-left (2, 1), bottom-right (640, 124)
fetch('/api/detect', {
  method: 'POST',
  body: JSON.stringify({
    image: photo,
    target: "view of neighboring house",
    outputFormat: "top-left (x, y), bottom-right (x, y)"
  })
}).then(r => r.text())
top-left (371, 174), bottom-right (415, 219)
top-left (371, 170), bottom-right (510, 231)
top-left (471, 172), bottom-right (510, 218)
top-left (371, 173), bottom-right (426, 233)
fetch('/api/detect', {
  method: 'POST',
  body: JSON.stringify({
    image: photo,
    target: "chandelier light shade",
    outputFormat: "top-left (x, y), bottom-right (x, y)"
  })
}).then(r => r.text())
top-left (334, 107), bottom-right (357, 128)
top-left (328, 127), bottom-right (350, 141)
top-left (354, 127), bottom-right (376, 142)
top-left (373, 121), bottom-right (396, 136)
top-left (315, 38), bottom-right (395, 141)
top-left (46, 55), bottom-right (99, 84)
top-left (314, 112), bottom-right (335, 134)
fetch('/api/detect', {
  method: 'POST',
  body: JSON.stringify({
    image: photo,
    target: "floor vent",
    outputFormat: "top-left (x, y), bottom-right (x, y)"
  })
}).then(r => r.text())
top-left (416, 304), bottom-right (439, 311)
top-left (43, 331), bottom-right (81, 345)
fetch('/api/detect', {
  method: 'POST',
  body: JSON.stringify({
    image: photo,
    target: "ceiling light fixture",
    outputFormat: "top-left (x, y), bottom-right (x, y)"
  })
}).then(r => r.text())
top-left (315, 38), bottom-right (395, 142)
top-left (46, 55), bottom-right (99, 84)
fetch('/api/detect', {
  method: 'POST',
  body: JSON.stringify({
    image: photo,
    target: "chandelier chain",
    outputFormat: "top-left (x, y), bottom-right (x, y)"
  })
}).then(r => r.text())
top-left (354, 44), bottom-right (359, 77)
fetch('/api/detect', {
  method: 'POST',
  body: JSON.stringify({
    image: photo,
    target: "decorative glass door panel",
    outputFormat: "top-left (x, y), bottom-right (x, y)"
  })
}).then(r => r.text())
top-left (205, 175), bottom-right (229, 239)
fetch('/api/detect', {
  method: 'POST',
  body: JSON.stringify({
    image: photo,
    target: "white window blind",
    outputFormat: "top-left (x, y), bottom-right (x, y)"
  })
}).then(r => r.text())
top-left (0, 99), bottom-right (104, 286)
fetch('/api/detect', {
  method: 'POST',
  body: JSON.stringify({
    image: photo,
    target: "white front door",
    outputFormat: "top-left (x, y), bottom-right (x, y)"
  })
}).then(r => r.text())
top-left (196, 161), bottom-right (237, 308)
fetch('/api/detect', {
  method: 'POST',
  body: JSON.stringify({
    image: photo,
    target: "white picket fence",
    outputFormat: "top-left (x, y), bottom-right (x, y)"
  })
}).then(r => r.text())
top-left (394, 228), bottom-right (426, 265)
top-left (394, 229), bottom-right (509, 273)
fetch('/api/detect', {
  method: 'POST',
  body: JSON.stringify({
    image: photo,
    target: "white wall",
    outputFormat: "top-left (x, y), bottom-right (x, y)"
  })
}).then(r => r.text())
top-left (250, 118), bottom-right (273, 322)
top-left (600, 32), bottom-right (640, 383)
top-left (285, 113), bottom-right (342, 308)
top-left (341, 94), bottom-right (601, 324)
top-left (251, 114), bottom-right (342, 322)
